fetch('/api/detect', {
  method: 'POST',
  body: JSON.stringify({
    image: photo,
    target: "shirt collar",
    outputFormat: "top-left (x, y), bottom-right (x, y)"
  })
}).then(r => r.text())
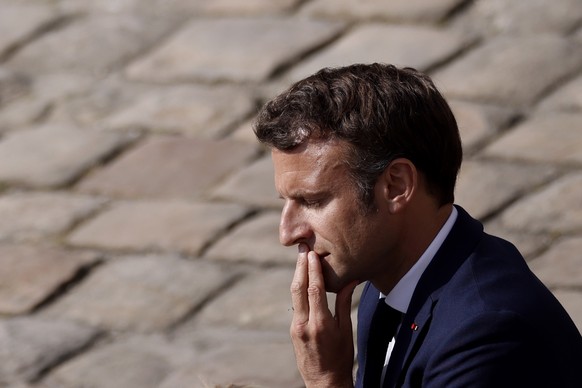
top-left (382, 206), bottom-right (458, 314)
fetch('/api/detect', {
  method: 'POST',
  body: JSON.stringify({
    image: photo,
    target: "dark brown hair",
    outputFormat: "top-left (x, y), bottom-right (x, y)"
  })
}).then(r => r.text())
top-left (254, 63), bottom-right (462, 207)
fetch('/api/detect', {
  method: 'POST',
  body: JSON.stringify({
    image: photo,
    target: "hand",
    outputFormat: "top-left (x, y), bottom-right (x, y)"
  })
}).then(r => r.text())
top-left (290, 243), bottom-right (358, 388)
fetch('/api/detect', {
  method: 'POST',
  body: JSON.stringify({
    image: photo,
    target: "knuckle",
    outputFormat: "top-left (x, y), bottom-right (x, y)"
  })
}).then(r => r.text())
top-left (290, 281), bottom-right (302, 295)
top-left (290, 321), bottom-right (309, 341)
top-left (307, 284), bottom-right (321, 297)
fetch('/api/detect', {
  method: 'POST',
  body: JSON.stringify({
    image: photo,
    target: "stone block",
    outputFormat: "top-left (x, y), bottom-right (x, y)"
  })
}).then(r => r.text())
top-left (191, 268), bottom-right (294, 331)
top-left (211, 155), bottom-right (280, 208)
top-left (484, 113), bottom-right (582, 164)
top-left (539, 74), bottom-right (582, 112)
top-left (456, 160), bottom-right (557, 220)
top-left (300, 0), bottom-right (464, 22)
top-left (204, 212), bottom-right (294, 265)
top-left (44, 255), bottom-right (237, 332)
top-left (7, 13), bottom-right (173, 76)
top-left (0, 73), bottom-right (96, 132)
top-left (433, 35), bottom-right (582, 106)
top-left (448, 100), bottom-right (515, 152)
top-left (162, 329), bottom-right (301, 387)
top-left (67, 200), bottom-right (249, 255)
top-left (228, 117), bottom-right (264, 146)
top-left (454, 0), bottom-right (582, 36)
top-left (47, 75), bottom-right (148, 127)
top-left (104, 85), bottom-right (254, 137)
top-left (0, 68), bottom-right (31, 108)
top-left (77, 136), bottom-right (257, 199)
top-left (0, 317), bottom-right (101, 384)
top-left (499, 173), bottom-right (582, 234)
top-left (528, 237), bottom-right (582, 288)
top-left (0, 244), bottom-right (100, 315)
top-left (286, 24), bottom-right (471, 83)
top-left (46, 335), bottom-right (195, 388)
top-left (482, 223), bottom-right (552, 261)
top-left (552, 289), bottom-right (582, 334)
top-left (0, 2), bottom-right (59, 59)
top-left (199, 0), bottom-right (302, 15)
top-left (0, 123), bottom-right (134, 188)
top-left (0, 191), bottom-right (106, 242)
top-left (126, 17), bottom-right (344, 83)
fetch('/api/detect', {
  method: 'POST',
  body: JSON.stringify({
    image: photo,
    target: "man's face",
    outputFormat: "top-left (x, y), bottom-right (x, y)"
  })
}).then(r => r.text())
top-left (273, 139), bottom-right (398, 293)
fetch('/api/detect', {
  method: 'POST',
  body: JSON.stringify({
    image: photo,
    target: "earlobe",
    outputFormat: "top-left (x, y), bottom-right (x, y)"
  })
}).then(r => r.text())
top-left (381, 158), bottom-right (417, 213)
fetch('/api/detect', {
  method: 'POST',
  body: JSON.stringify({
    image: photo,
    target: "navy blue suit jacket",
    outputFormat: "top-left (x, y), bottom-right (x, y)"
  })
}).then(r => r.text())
top-left (355, 206), bottom-right (582, 387)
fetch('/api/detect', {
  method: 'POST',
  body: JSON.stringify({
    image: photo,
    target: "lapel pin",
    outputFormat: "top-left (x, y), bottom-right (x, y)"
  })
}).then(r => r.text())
top-left (411, 323), bottom-right (419, 331)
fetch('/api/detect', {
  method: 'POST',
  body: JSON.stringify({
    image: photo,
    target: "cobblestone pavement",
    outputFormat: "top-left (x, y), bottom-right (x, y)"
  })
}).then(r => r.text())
top-left (0, 0), bottom-right (581, 387)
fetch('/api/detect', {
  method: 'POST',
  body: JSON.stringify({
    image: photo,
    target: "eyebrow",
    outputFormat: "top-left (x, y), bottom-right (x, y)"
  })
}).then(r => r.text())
top-left (279, 189), bottom-right (329, 200)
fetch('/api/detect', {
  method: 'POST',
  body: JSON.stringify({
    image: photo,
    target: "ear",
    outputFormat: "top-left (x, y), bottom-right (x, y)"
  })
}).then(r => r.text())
top-left (378, 158), bottom-right (417, 214)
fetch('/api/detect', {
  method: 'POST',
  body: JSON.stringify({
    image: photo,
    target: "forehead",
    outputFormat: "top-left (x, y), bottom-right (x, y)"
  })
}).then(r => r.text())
top-left (272, 139), bottom-right (351, 194)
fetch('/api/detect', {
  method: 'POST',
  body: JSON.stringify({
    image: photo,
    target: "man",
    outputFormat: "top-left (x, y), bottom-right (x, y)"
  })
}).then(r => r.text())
top-left (253, 63), bottom-right (582, 387)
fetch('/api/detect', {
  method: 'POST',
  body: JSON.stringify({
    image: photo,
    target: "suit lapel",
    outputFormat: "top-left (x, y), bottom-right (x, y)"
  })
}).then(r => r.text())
top-left (383, 206), bottom-right (484, 387)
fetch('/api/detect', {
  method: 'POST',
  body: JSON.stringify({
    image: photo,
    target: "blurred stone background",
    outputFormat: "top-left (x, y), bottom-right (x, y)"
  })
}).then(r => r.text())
top-left (0, 0), bottom-right (581, 387)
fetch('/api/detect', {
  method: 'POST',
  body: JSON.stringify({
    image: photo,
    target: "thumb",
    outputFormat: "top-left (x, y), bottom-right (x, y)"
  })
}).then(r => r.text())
top-left (335, 280), bottom-right (358, 332)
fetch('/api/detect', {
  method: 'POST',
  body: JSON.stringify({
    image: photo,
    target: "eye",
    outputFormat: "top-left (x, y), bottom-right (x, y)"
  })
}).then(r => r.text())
top-left (304, 199), bottom-right (321, 208)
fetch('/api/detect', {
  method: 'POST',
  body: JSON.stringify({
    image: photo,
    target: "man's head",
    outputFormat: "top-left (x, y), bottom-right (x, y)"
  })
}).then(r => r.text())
top-left (254, 64), bottom-right (462, 292)
top-left (254, 63), bottom-right (462, 210)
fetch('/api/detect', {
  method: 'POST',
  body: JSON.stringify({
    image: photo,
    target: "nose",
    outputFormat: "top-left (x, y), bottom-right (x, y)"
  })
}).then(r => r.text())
top-left (279, 201), bottom-right (311, 247)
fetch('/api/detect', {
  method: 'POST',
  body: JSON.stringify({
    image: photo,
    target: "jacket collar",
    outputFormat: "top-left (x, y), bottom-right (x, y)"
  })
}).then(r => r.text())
top-left (383, 205), bottom-right (484, 387)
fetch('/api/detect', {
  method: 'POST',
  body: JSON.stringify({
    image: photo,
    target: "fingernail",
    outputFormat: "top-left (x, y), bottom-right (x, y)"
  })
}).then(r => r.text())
top-left (298, 243), bottom-right (307, 253)
top-left (308, 251), bottom-right (317, 262)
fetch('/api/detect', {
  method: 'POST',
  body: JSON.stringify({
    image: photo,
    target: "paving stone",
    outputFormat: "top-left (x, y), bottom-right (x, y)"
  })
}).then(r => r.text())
top-left (163, 329), bottom-right (301, 388)
top-left (46, 335), bottom-right (195, 388)
top-left (7, 13), bottom-right (173, 76)
top-left (286, 23), bottom-right (471, 83)
top-left (211, 155), bottom-right (280, 208)
top-left (482, 223), bottom-right (552, 261)
top-left (483, 113), bottom-right (582, 164)
top-left (0, 73), bottom-right (96, 132)
top-left (0, 244), bottom-right (100, 315)
top-left (499, 173), bottom-right (582, 234)
top-left (48, 75), bottom-right (151, 127)
top-left (454, 0), bottom-right (582, 36)
top-left (538, 74), bottom-right (582, 112)
top-left (191, 268), bottom-right (294, 331)
top-left (0, 123), bottom-right (134, 189)
top-left (300, 0), bottom-right (464, 22)
top-left (528, 237), bottom-right (582, 288)
top-left (67, 200), bottom-right (249, 255)
top-left (103, 85), bottom-right (254, 137)
top-left (60, 0), bottom-right (300, 18)
top-left (45, 255), bottom-right (237, 332)
top-left (433, 35), bottom-right (582, 106)
top-left (0, 317), bottom-right (101, 384)
top-left (0, 1), bottom-right (60, 59)
top-left (449, 100), bottom-right (515, 152)
top-left (125, 17), bottom-right (344, 83)
top-left (77, 136), bottom-right (257, 199)
top-left (57, 0), bottom-right (185, 17)
top-left (228, 117), bottom-right (264, 146)
top-left (0, 191), bottom-right (106, 242)
top-left (0, 68), bottom-right (31, 108)
top-left (456, 159), bottom-right (557, 220)
top-left (204, 211), bottom-right (295, 265)
top-left (199, 0), bottom-right (302, 15)
top-left (552, 289), bottom-right (582, 333)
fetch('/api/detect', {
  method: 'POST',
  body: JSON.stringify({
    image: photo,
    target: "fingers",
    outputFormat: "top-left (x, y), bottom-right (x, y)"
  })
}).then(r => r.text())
top-left (290, 243), bottom-right (309, 323)
top-left (335, 280), bottom-right (358, 332)
top-left (307, 251), bottom-right (330, 322)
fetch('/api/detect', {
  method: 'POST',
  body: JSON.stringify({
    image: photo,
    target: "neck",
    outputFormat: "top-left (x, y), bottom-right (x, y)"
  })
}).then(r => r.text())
top-left (373, 202), bottom-right (453, 295)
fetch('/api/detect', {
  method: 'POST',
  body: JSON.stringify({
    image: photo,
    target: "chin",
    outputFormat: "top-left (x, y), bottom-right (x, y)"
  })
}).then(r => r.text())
top-left (321, 266), bottom-right (345, 294)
